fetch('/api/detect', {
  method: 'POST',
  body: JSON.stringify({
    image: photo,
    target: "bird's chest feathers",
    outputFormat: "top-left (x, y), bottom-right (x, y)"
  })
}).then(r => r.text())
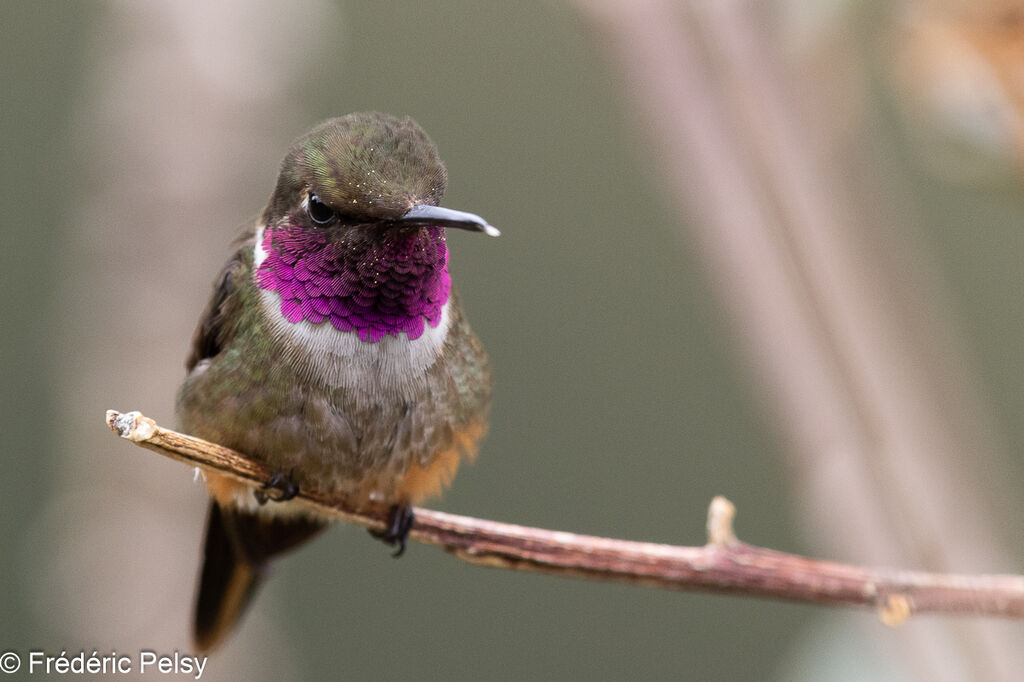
top-left (253, 224), bottom-right (451, 391)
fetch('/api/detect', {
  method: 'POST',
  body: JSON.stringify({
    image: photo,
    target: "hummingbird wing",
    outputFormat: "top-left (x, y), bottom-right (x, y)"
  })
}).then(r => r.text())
top-left (185, 230), bottom-right (327, 651)
top-left (185, 233), bottom-right (253, 373)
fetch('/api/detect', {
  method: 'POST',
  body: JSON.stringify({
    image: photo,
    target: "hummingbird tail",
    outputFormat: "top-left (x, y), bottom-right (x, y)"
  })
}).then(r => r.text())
top-left (192, 501), bottom-right (326, 652)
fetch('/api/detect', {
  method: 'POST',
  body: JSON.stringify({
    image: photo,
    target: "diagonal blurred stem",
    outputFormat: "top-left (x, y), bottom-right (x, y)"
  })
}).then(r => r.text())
top-left (575, 0), bottom-right (1022, 678)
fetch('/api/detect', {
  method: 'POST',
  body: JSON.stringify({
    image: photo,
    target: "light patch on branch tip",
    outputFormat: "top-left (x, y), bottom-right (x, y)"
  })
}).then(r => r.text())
top-left (106, 409), bottom-right (155, 442)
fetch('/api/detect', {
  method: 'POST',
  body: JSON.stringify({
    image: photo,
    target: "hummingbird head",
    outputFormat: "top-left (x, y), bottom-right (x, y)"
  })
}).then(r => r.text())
top-left (254, 113), bottom-right (497, 343)
top-left (266, 113), bottom-right (447, 224)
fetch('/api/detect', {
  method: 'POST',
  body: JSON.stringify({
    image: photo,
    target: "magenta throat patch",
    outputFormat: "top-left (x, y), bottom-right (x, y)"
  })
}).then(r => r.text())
top-left (255, 222), bottom-right (451, 342)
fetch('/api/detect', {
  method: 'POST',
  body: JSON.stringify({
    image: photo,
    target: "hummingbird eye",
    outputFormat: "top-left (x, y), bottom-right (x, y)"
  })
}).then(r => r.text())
top-left (306, 194), bottom-right (335, 225)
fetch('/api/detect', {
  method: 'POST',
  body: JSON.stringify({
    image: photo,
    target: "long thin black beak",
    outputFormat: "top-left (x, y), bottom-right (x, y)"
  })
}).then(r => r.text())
top-left (399, 204), bottom-right (500, 237)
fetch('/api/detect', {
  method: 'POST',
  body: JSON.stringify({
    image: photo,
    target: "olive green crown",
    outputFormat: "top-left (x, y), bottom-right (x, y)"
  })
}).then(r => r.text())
top-left (265, 112), bottom-right (448, 223)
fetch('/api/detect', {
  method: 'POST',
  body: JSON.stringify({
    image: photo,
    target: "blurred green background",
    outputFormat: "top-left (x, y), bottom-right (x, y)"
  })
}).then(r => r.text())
top-left (3, 1), bottom-right (1024, 680)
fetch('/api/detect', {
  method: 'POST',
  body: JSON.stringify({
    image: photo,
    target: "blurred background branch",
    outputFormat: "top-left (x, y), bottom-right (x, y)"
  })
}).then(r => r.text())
top-left (575, 0), bottom-right (1024, 678)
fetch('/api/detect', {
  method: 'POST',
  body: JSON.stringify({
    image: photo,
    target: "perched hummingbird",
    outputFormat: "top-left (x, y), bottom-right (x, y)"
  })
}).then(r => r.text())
top-left (176, 112), bottom-right (497, 652)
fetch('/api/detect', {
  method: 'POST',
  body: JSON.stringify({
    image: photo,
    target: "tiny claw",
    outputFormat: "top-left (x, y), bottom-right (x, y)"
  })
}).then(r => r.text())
top-left (254, 469), bottom-right (299, 505)
top-left (368, 504), bottom-right (415, 557)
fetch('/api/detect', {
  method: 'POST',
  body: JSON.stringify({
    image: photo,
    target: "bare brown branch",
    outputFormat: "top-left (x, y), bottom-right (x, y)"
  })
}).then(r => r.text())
top-left (106, 409), bottom-right (1024, 621)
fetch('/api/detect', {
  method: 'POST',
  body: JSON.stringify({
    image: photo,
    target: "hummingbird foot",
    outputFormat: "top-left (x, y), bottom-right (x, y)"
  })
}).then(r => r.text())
top-left (253, 470), bottom-right (299, 505)
top-left (368, 504), bottom-right (415, 557)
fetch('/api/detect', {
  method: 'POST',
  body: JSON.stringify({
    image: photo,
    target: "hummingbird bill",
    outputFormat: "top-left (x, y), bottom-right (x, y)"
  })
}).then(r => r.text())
top-left (176, 112), bottom-right (497, 651)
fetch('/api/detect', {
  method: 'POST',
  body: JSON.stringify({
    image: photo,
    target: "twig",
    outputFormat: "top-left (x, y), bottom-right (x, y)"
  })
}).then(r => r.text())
top-left (106, 409), bottom-right (1024, 621)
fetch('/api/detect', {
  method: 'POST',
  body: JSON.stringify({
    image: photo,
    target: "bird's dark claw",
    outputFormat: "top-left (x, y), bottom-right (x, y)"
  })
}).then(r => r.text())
top-left (254, 470), bottom-right (299, 505)
top-left (368, 504), bottom-right (415, 557)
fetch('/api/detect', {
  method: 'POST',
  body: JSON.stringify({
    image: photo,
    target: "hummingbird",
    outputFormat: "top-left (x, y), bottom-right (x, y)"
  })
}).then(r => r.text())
top-left (176, 112), bottom-right (497, 652)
